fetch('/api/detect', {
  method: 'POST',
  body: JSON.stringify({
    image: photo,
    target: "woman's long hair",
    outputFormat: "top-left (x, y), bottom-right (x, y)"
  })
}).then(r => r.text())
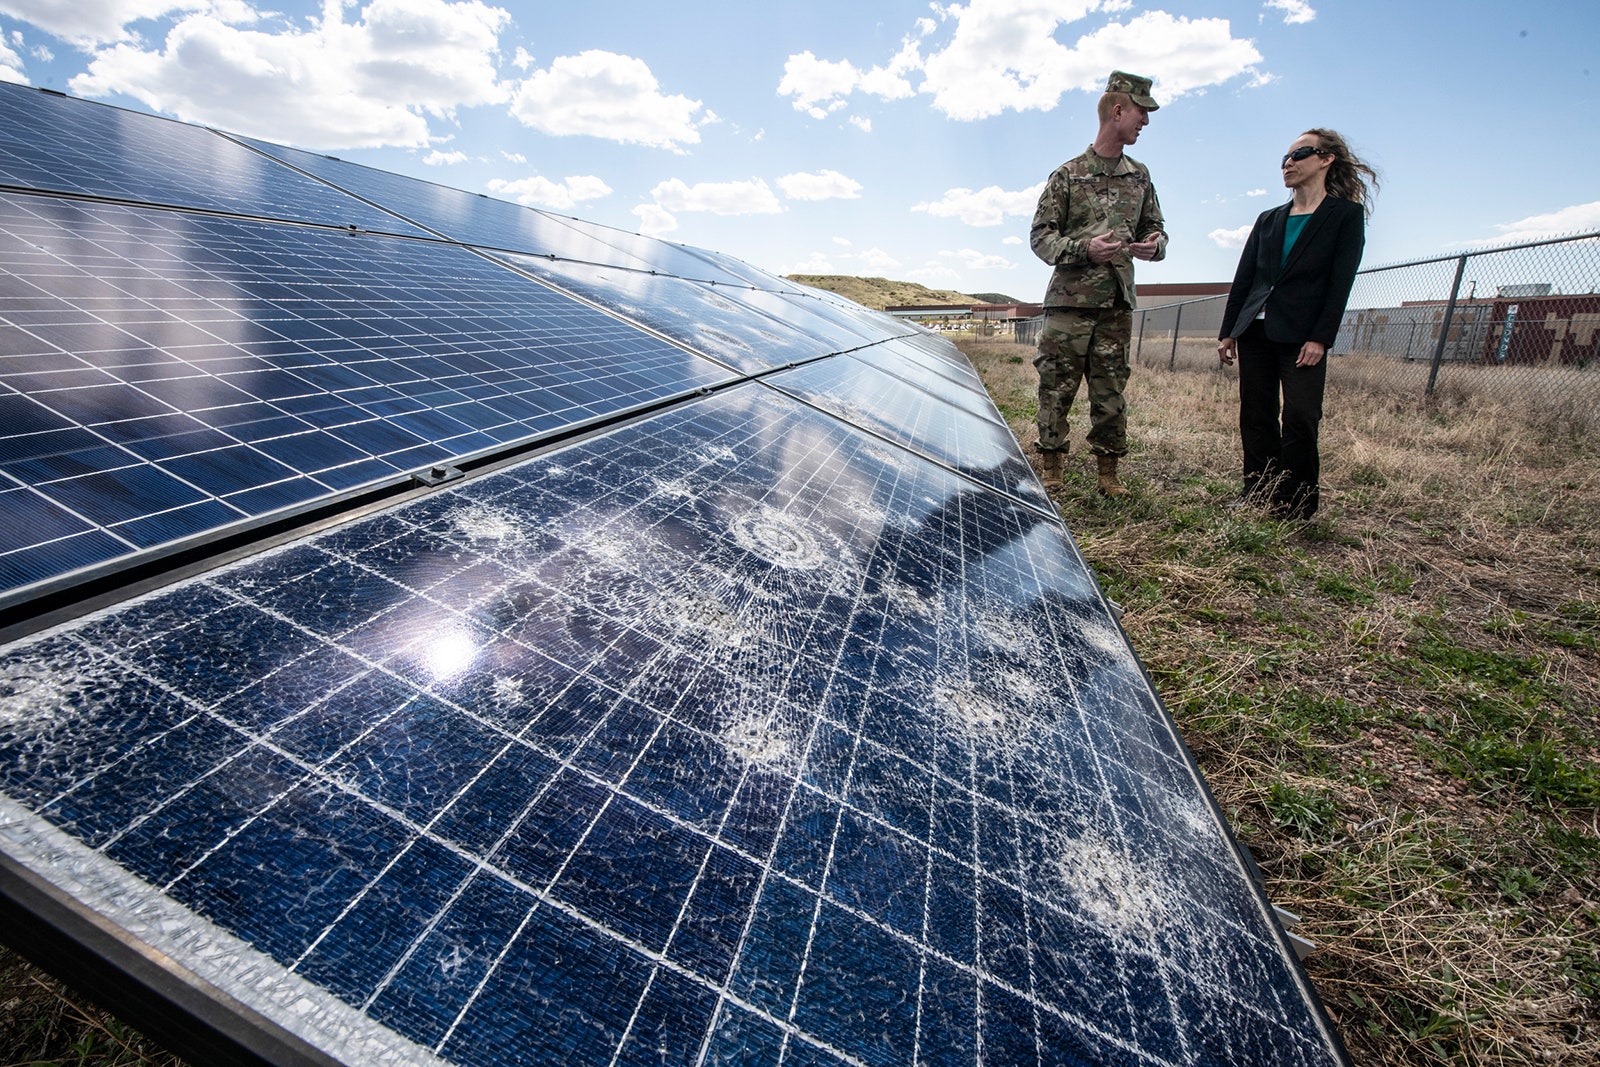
top-left (1306, 128), bottom-right (1380, 217)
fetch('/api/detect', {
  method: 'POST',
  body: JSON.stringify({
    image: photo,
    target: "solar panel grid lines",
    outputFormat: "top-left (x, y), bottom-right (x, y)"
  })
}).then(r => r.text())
top-left (759, 357), bottom-right (1050, 515)
top-left (0, 83), bottom-right (435, 239)
top-left (234, 134), bottom-right (760, 287)
top-left (0, 191), bottom-right (738, 599)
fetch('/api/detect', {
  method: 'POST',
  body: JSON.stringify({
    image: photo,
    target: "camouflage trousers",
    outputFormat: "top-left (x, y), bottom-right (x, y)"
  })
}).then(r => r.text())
top-left (1033, 306), bottom-right (1132, 457)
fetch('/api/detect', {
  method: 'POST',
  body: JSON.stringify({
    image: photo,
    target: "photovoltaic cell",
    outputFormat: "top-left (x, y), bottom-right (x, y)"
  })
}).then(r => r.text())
top-left (0, 383), bottom-right (1344, 1066)
top-left (0, 191), bottom-right (734, 597)
top-left (0, 83), bottom-right (433, 238)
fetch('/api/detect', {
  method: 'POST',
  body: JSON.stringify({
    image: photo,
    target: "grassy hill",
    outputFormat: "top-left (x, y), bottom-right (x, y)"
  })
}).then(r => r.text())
top-left (784, 274), bottom-right (1019, 311)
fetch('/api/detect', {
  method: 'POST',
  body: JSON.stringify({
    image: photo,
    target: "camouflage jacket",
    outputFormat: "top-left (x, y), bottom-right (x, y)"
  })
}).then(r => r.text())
top-left (1030, 147), bottom-right (1167, 308)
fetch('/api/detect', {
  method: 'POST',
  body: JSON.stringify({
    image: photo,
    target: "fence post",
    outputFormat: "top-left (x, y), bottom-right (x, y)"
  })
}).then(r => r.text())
top-left (1425, 255), bottom-right (1468, 397)
top-left (1134, 309), bottom-right (1146, 363)
top-left (1169, 302), bottom-right (1183, 369)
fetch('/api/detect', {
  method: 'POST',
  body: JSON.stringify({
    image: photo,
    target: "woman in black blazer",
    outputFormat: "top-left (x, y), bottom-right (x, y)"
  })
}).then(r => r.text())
top-left (1218, 128), bottom-right (1378, 519)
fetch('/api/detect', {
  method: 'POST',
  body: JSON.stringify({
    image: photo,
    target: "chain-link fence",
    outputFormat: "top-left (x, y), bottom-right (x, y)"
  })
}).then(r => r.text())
top-left (1010, 231), bottom-right (1600, 433)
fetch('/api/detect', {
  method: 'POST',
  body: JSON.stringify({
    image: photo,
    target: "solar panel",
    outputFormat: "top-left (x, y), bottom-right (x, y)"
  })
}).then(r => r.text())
top-left (0, 83), bottom-right (433, 238)
top-left (0, 84), bottom-right (1348, 1067)
top-left (236, 135), bottom-right (760, 285)
top-left (0, 190), bottom-right (734, 600)
top-left (497, 252), bottom-right (875, 375)
top-left (763, 357), bottom-right (1047, 508)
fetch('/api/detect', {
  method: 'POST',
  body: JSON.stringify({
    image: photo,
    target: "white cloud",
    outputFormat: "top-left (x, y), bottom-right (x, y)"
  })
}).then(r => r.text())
top-left (776, 169), bottom-right (862, 201)
top-left (786, 251), bottom-right (837, 274)
top-left (1469, 201), bottom-right (1600, 246)
top-left (510, 49), bottom-right (703, 150)
top-left (488, 174), bottom-right (612, 210)
top-left (632, 202), bottom-right (677, 236)
top-left (1002, 235), bottom-right (1023, 245)
top-left (912, 182), bottom-right (1043, 226)
top-left (648, 177), bottom-right (782, 216)
top-left (1246, 188), bottom-right (1268, 197)
top-left (906, 264), bottom-right (960, 284)
top-left (1209, 224), bottom-right (1253, 248)
top-left (777, 50), bottom-right (857, 111)
top-left (66, 0), bottom-right (510, 151)
top-left (776, 39), bottom-right (918, 116)
top-left (423, 149), bottom-right (468, 165)
top-left (0, 34), bottom-right (25, 82)
top-left (501, 150), bottom-right (525, 163)
top-left (833, 237), bottom-right (853, 247)
top-left (919, 0), bottom-right (1101, 120)
top-left (1265, 0), bottom-right (1316, 25)
top-left (856, 247), bottom-right (902, 271)
top-left (0, 0), bottom-right (207, 47)
top-left (848, 114), bottom-right (871, 132)
top-left (790, 2), bottom-right (1265, 123)
top-left (940, 248), bottom-right (1016, 271)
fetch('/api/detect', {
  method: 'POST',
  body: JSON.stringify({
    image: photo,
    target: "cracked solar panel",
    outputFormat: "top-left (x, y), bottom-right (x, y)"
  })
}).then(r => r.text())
top-left (1, 381), bottom-right (1344, 1066)
top-left (0, 192), bottom-right (734, 598)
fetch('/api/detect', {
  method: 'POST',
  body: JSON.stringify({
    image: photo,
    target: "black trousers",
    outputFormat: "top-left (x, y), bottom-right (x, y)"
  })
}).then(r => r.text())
top-left (1237, 320), bottom-right (1327, 518)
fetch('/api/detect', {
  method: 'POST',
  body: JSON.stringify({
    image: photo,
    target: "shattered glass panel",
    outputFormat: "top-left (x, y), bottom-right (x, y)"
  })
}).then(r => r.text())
top-left (0, 383), bottom-right (1344, 1066)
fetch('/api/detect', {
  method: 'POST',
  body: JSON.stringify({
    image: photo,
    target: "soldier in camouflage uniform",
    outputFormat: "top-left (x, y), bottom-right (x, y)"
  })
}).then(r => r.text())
top-left (1030, 70), bottom-right (1168, 497)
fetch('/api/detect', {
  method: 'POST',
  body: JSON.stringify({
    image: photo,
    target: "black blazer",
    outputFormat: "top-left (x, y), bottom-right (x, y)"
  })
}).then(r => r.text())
top-left (1218, 196), bottom-right (1365, 348)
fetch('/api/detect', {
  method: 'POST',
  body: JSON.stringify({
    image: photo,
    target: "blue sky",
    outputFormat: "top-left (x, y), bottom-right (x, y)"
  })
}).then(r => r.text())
top-left (0, 0), bottom-right (1595, 300)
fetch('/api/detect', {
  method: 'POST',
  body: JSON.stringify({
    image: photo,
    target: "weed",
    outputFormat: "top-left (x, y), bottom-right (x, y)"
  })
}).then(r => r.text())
top-left (1265, 780), bottom-right (1344, 839)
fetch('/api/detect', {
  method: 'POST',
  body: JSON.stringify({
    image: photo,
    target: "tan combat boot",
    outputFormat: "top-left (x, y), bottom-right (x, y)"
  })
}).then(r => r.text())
top-left (1096, 454), bottom-right (1131, 497)
top-left (1039, 450), bottom-right (1064, 489)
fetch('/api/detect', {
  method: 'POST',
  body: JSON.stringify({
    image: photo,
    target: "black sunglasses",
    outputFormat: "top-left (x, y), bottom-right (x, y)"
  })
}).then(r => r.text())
top-left (1282, 145), bottom-right (1331, 165)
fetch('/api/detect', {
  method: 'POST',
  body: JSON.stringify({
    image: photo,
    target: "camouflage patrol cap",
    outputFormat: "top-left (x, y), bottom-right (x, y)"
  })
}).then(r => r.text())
top-left (1105, 70), bottom-right (1159, 110)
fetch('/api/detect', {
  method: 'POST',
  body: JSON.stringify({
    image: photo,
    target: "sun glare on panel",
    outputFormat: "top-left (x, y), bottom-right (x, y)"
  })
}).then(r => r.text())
top-left (423, 629), bottom-right (479, 680)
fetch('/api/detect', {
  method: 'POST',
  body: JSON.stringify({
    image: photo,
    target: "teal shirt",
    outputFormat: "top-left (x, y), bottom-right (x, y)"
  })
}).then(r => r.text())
top-left (1283, 212), bottom-right (1311, 267)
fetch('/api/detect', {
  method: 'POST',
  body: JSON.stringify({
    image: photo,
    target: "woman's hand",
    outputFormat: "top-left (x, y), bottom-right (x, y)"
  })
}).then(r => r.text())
top-left (1296, 340), bottom-right (1326, 367)
top-left (1217, 337), bottom-right (1236, 366)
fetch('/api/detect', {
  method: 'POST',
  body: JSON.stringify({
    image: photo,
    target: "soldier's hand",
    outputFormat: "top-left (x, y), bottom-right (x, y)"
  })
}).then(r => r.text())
top-left (1087, 232), bottom-right (1124, 265)
top-left (1127, 236), bottom-right (1160, 261)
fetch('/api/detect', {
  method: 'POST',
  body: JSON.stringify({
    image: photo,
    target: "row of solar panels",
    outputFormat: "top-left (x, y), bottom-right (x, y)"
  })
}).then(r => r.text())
top-left (0, 81), bottom-right (1348, 1067)
top-left (0, 80), bottom-right (1033, 612)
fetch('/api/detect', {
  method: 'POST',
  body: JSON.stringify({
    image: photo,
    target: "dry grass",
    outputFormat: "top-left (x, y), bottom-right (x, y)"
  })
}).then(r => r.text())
top-left (964, 335), bottom-right (1600, 1067)
top-left (0, 952), bottom-right (185, 1067)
